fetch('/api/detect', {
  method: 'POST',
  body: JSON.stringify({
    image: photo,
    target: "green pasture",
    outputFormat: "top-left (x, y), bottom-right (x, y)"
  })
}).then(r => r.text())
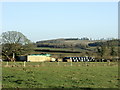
top-left (2, 62), bottom-right (119, 88)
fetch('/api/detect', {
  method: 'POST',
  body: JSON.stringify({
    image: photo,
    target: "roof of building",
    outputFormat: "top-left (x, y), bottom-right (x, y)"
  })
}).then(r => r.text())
top-left (28, 54), bottom-right (51, 56)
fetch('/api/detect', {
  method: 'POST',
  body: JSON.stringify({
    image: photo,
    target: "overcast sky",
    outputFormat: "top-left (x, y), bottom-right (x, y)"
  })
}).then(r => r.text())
top-left (2, 2), bottom-right (118, 42)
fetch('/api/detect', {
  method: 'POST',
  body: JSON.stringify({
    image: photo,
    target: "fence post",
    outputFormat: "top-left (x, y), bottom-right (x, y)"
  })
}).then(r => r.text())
top-left (108, 60), bottom-right (110, 66)
top-left (23, 61), bottom-right (26, 67)
top-left (57, 61), bottom-right (59, 66)
top-left (6, 62), bottom-right (8, 66)
top-left (70, 61), bottom-right (72, 66)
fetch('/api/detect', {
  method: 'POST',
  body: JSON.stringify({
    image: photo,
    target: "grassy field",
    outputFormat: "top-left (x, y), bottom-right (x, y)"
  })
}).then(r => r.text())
top-left (2, 62), bottom-right (119, 89)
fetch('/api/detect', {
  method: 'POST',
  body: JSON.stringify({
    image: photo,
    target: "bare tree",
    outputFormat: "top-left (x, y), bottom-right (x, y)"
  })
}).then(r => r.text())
top-left (1, 31), bottom-right (34, 61)
top-left (1, 31), bottom-right (31, 44)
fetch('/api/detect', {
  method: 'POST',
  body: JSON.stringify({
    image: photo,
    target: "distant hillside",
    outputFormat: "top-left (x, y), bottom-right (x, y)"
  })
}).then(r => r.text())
top-left (34, 38), bottom-right (119, 58)
top-left (35, 38), bottom-right (119, 50)
top-left (36, 38), bottom-right (97, 49)
top-left (36, 38), bottom-right (92, 43)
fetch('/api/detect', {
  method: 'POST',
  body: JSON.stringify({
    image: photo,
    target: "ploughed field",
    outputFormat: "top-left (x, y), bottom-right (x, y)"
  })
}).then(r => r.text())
top-left (2, 62), bottom-right (119, 88)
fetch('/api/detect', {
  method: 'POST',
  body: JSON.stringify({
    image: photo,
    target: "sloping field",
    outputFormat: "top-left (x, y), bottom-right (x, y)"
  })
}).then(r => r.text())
top-left (2, 62), bottom-right (119, 89)
top-left (64, 40), bottom-right (95, 45)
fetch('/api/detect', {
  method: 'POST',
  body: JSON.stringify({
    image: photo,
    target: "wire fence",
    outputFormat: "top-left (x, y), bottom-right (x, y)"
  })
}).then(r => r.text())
top-left (1, 61), bottom-right (118, 67)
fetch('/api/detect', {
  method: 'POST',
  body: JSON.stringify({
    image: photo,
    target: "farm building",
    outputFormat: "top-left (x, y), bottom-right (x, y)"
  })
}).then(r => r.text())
top-left (27, 54), bottom-right (51, 62)
top-left (16, 56), bottom-right (27, 62)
